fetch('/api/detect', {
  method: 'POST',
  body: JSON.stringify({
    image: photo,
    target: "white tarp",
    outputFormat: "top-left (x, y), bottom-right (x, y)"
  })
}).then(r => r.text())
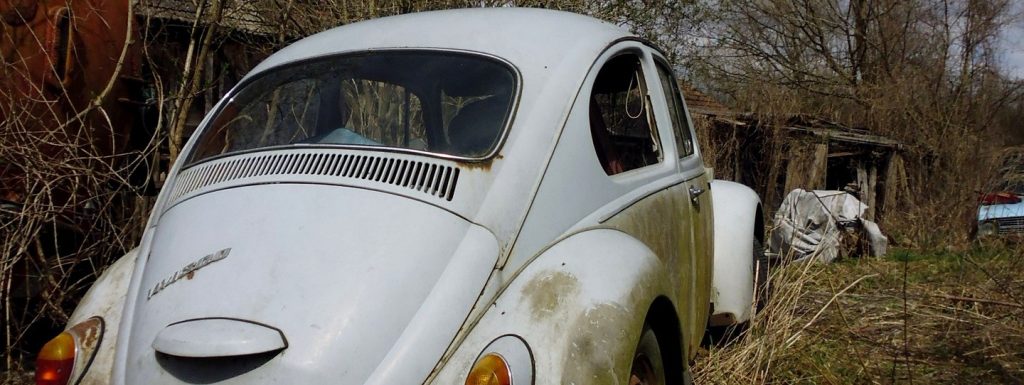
top-left (769, 189), bottom-right (888, 263)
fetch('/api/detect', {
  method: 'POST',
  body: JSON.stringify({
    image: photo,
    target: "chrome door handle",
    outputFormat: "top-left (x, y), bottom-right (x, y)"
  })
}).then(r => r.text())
top-left (688, 185), bottom-right (705, 205)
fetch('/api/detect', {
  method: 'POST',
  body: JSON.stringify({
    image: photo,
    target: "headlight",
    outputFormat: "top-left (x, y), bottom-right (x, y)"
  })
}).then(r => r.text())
top-left (465, 335), bottom-right (533, 385)
top-left (978, 221), bottom-right (998, 237)
top-left (35, 317), bottom-right (104, 385)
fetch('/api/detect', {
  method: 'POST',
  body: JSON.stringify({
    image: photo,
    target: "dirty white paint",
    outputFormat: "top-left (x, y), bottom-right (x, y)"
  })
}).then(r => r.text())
top-left (709, 180), bottom-right (762, 325)
top-left (65, 248), bottom-right (137, 385)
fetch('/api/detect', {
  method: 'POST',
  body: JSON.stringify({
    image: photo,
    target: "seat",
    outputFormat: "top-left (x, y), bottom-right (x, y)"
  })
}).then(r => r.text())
top-left (447, 96), bottom-right (508, 157)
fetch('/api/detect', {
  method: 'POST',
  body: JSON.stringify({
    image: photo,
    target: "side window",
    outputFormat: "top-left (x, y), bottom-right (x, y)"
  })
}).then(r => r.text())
top-left (655, 61), bottom-right (695, 158)
top-left (589, 53), bottom-right (662, 175)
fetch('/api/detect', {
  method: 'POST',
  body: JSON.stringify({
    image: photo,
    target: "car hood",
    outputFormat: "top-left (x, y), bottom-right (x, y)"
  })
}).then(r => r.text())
top-left (123, 183), bottom-right (497, 384)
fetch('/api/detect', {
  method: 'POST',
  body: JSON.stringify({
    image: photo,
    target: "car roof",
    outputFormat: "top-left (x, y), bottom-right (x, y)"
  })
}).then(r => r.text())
top-left (248, 8), bottom-right (634, 78)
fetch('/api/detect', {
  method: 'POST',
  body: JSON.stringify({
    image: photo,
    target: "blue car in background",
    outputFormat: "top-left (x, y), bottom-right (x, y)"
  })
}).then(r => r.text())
top-left (978, 190), bottom-right (1024, 236)
top-left (978, 149), bottom-right (1023, 237)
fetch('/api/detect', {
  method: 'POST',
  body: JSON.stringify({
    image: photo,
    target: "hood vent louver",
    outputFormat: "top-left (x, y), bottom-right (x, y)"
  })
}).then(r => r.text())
top-left (170, 151), bottom-right (461, 202)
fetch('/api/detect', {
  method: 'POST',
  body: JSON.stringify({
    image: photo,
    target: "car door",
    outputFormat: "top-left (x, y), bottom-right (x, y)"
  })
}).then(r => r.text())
top-left (649, 53), bottom-right (714, 357)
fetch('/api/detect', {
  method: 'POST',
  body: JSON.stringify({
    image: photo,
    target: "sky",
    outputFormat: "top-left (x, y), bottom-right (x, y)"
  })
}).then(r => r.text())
top-left (999, 4), bottom-right (1024, 79)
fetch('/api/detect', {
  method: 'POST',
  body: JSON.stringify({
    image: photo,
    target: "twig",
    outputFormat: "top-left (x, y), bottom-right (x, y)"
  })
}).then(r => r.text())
top-left (927, 293), bottom-right (1024, 309)
top-left (785, 273), bottom-right (878, 347)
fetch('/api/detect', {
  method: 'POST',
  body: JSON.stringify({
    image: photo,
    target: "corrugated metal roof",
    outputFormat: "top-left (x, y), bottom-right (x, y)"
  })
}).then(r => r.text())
top-left (677, 84), bottom-right (901, 148)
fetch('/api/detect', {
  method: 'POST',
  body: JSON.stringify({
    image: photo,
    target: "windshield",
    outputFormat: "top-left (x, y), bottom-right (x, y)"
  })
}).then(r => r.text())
top-left (186, 51), bottom-right (516, 164)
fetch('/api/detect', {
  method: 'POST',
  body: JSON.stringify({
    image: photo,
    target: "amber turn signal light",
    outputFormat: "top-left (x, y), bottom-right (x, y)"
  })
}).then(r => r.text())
top-left (35, 332), bottom-right (75, 385)
top-left (465, 353), bottom-right (512, 385)
top-left (34, 317), bottom-right (104, 385)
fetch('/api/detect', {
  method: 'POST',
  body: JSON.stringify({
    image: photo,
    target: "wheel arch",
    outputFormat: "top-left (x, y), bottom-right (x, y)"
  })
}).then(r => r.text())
top-left (708, 180), bottom-right (762, 326)
top-left (428, 228), bottom-right (686, 384)
top-left (646, 295), bottom-right (684, 385)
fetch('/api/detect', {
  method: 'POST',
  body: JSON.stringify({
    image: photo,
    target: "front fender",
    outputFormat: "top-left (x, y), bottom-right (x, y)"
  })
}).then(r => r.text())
top-left (429, 228), bottom-right (677, 385)
top-left (65, 248), bottom-right (138, 385)
top-left (709, 180), bottom-right (761, 325)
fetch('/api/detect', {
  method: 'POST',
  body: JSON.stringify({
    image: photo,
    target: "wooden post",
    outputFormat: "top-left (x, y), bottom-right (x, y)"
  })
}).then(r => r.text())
top-left (866, 163), bottom-right (877, 220)
top-left (810, 143), bottom-right (829, 189)
top-left (856, 160), bottom-right (867, 193)
top-left (783, 142), bottom-right (809, 194)
top-left (883, 152), bottom-right (909, 217)
top-left (784, 140), bottom-right (828, 193)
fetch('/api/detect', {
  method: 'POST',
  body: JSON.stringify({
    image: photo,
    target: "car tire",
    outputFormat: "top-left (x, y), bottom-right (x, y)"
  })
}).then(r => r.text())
top-left (629, 325), bottom-right (666, 385)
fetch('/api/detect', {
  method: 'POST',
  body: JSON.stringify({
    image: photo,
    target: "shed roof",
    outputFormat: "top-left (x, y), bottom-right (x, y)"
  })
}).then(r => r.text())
top-left (681, 84), bottom-right (732, 117)
top-left (774, 115), bottom-right (901, 148)
top-left (135, 0), bottom-right (277, 34)
top-left (680, 86), bottom-right (902, 149)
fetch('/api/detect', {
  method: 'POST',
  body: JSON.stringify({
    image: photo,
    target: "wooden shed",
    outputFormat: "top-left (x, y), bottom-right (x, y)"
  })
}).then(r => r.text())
top-left (685, 88), bottom-right (906, 221)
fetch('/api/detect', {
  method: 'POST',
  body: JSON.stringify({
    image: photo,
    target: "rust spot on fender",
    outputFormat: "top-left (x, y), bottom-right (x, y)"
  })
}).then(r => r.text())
top-left (521, 270), bottom-right (579, 320)
top-left (69, 317), bottom-right (103, 351)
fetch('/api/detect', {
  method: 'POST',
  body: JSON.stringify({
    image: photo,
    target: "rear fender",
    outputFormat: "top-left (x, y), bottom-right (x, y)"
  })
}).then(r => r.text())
top-left (65, 248), bottom-right (138, 385)
top-left (428, 229), bottom-right (681, 385)
top-left (709, 180), bottom-right (762, 325)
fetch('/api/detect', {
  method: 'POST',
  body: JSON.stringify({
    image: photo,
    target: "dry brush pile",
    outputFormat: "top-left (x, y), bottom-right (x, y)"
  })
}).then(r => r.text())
top-left (0, 0), bottom-right (157, 369)
top-left (683, 0), bottom-right (1024, 246)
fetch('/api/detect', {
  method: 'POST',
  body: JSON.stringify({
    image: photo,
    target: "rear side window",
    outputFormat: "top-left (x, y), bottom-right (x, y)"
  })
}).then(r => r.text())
top-left (589, 53), bottom-right (662, 175)
top-left (655, 61), bottom-right (694, 158)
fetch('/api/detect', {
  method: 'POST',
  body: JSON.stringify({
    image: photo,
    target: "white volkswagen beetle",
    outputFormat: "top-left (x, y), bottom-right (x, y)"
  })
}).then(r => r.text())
top-left (35, 8), bottom-right (765, 385)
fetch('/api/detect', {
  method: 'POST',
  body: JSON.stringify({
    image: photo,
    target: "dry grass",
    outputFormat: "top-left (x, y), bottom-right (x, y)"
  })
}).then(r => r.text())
top-left (694, 242), bottom-right (1024, 384)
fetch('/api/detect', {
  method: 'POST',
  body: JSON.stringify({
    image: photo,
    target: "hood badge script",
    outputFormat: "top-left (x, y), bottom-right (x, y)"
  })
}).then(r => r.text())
top-left (147, 248), bottom-right (231, 300)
